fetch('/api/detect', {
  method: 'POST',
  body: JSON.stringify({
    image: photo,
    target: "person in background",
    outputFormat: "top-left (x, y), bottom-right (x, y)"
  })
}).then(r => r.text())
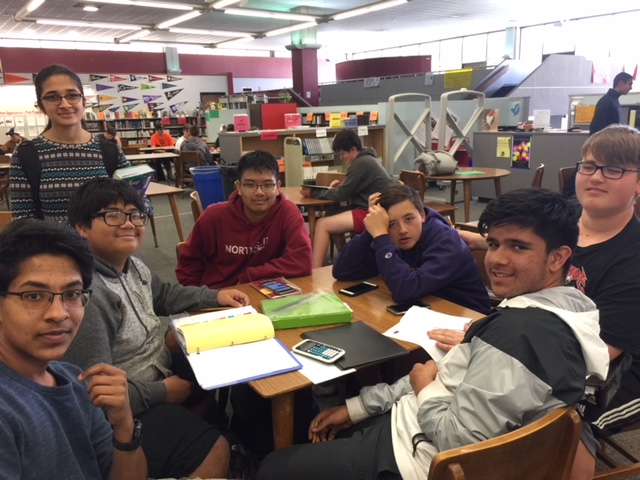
top-left (64, 177), bottom-right (249, 479)
top-left (213, 123), bottom-right (234, 151)
top-left (300, 128), bottom-right (396, 268)
top-left (97, 126), bottom-right (122, 148)
top-left (176, 150), bottom-right (312, 289)
top-left (180, 124), bottom-right (213, 164)
top-left (175, 123), bottom-right (191, 152)
top-left (9, 63), bottom-right (129, 221)
top-left (257, 188), bottom-right (608, 480)
top-left (149, 123), bottom-right (175, 181)
top-left (333, 184), bottom-right (490, 314)
top-left (0, 220), bottom-right (146, 479)
top-left (589, 72), bottom-right (633, 135)
top-left (0, 128), bottom-right (24, 154)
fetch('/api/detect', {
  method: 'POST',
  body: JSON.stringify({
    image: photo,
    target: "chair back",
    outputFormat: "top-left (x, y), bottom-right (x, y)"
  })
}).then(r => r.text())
top-left (121, 146), bottom-right (140, 156)
top-left (176, 241), bottom-right (185, 262)
top-left (0, 211), bottom-right (13, 229)
top-left (315, 172), bottom-right (346, 187)
top-left (190, 190), bottom-right (204, 221)
top-left (175, 151), bottom-right (203, 189)
top-left (558, 166), bottom-right (576, 195)
top-left (427, 407), bottom-right (582, 480)
top-left (0, 155), bottom-right (10, 165)
top-left (532, 163), bottom-right (545, 188)
top-left (399, 170), bottom-right (426, 198)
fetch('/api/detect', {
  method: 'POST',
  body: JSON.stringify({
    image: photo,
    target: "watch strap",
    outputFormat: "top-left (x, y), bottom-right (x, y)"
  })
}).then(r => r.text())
top-left (112, 419), bottom-right (143, 451)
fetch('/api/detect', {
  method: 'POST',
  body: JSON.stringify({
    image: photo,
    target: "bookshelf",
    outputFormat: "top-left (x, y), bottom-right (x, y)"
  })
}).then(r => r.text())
top-left (85, 116), bottom-right (206, 143)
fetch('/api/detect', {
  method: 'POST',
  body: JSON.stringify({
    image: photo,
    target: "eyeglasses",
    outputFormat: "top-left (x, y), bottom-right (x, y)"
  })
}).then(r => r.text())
top-left (1, 290), bottom-right (91, 311)
top-left (91, 210), bottom-right (149, 226)
top-left (576, 161), bottom-right (640, 180)
top-left (40, 93), bottom-right (84, 105)
top-left (241, 182), bottom-right (277, 193)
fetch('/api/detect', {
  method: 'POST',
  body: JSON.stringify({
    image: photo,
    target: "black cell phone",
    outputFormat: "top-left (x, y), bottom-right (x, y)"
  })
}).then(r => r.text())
top-left (339, 281), bottom-right (378, 297)
top-left (386, 300), bottom-right (431, 315)
top-left (261, 280), bottom-right (296, 294)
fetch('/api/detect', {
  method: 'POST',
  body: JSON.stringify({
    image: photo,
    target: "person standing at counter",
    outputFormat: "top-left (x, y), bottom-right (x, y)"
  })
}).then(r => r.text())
top-left (589, 72), bottom-right (633, 135)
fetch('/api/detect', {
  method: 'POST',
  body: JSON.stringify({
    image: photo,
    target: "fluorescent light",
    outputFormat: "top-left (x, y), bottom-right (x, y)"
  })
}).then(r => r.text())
top-left (83, 5), bottom-right (99, 11)
top-left (169, 27), bottom-right (251, 37)
top-left (210, 0), bottom-right (241, 8)
top-left (224, 8), bottom-right (318, 22)
top-left (332, 0), bottom-right (407, 21)
top-left (36, 19), bottom-right (143, 30)
top-left (264, 22), bottom-right (317, 37)
top-left (116, 29), bottom-right (152, 43)
top-left (13, 0), bottom-right (46, 21)
top-left (156, 10), bottom-right (202, 29)
top-left (216, 36), bottom-right (255, 47)
top-left (91, 0), bottom-right (194, 10)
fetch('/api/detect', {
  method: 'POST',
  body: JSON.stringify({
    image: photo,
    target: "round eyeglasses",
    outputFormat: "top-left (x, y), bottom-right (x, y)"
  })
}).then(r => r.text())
top-left (576, 161), bottom-right (640, 180)
top-left (91, 210), bottom-right (149, 226)
top-left (1, 290), bottom-right (91, 311)
top-left (40, 93), bottom-right (84, 105)
top-left (241, 182), bottom-right (277, 193)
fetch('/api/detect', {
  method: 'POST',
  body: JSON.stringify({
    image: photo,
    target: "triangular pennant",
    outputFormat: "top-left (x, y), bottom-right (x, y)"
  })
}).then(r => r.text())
top-left (129, 75), bottom-right (148, 82)
top-left (148, 75), bottom-right (164, 82)
top-left (122, 103), bottom-right (139, 113)
top-left (169, 101), bottom-right (188, 114)
top-left (164, 89), bottom-right (183, 101)
top-left (109, 75), bottom-right (128, 82)
top-left (162, 83), bottom-right (177, 89)
top-left (141, 84), bottom-right (155, 90)
top-left (118, 84), bottom-right (137, 92)
top-left (85, 96), bottom-right (97, 104)
top-left (147, 103), bottom-right (164, 110)
top-left (97, 95), bottom-right (117, 102)
top-left (167, 75), bottom-right (182, 82)
top-left (4, 73), bottom-right (31, 84)
top-left (143, 95), bottom-right (162, 103)
top-left (108, 106), bottom-right (120, 113)
top-left (90, 74), bottom-right (108, 81)
top-left (96, 84), bottom-right (114, 91)
top-left (121, 96), bottom-right (138, 103)
top-left (92, 104), bottom-right (112, 113)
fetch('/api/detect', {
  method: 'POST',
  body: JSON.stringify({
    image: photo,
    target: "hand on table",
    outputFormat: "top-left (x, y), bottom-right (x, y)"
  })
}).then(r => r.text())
top-left (329, 179), bottom-right (341, 188)
top-left (409, 360), bottom-right (438, 395)
top-left (427, 328), bottom-right (465, 352)
top-left (299, 187), bottom-right (311, 198)
top-left (163, 375), bottom-right (193, 404)
top-left (308, 405), bottom-right (353, 442)
top-left (217, 289), bottom-right (250, 307)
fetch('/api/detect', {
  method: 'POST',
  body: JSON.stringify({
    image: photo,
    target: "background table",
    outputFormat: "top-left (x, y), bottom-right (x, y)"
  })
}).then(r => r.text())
top-left (424, 167), bottom-right (510, 222)
top-left (238, 266), bottom-right (485, 449)
top-left (146, 182), bottom-right (185, 244)
top-left (279, 186), bottom-right (337, 240)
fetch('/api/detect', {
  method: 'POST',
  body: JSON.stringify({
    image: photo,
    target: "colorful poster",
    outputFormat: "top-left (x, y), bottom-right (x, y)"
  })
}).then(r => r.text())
top-left (512, 135), bottom-right (532, 169)
top-left (496, 136), bottom-right (511, 158)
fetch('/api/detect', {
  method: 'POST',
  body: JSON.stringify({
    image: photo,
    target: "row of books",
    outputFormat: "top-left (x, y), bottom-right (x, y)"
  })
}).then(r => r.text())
top-left (302, 165), bottom-right (330, 180)
top-left (302, 137), bottom-right (334, 155)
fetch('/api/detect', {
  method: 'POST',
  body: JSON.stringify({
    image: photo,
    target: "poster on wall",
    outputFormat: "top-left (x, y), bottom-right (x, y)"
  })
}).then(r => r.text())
top-left (512, 135), bottom-right (532, 169)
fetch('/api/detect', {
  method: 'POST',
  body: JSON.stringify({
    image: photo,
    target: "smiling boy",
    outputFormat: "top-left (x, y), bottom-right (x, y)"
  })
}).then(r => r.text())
top-left (176, 150), bottom-right (312, 289)
top-left (332, 183), bottom-right (490, 314)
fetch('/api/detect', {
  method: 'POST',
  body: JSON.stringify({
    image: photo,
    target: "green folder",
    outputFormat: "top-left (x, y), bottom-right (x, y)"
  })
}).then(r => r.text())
top-left (261, 292), bottom-right (353, 330)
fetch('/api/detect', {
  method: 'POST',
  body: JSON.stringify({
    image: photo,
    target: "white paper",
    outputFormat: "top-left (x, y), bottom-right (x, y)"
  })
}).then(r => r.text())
top-left (316, 128), bottom-right (327, 138)
top-left (384, 306), bottom-right (470, 361)
top-left (294, 353), bottom-right (356, 384)
top-left (357, 126), bottom-right (368, 136)
top-left (533, 109), bottom-right (551, 130)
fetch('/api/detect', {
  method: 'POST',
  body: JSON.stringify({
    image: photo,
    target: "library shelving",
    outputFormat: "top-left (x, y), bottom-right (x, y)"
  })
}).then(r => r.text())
top-left (85, 116), bottom-right (206, 143)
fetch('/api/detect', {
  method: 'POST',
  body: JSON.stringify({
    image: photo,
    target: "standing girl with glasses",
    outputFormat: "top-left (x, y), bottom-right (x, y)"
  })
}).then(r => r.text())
top-left (10, 64), bottom-right (130, 221)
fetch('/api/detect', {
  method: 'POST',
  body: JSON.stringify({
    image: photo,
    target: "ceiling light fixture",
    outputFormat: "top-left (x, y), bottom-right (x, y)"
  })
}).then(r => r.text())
top-left (83, 5), bottom-right (100, 11)
top-left (36, 19), bottom-right (143, 30)
top-left (210, 0), bottom-right (242, 8)
top-left (116, 28), bottom-right (152, 43)
top-left (224, 8), bottom-right (318, 22)
top-left (169, 27), bottom-right (251, 37)
top-left (331, 0), bottom-right (408, 21)
top-left (13, 0), bottom-right (46, 22)
top-left (91, 0), bottom-right (194, 10)
top-left (156, 10), bottom-right (202, 29)
top-left (264, 22), bottom-right (317, 37)
top-left (216, 36), bottom-right (255, 47)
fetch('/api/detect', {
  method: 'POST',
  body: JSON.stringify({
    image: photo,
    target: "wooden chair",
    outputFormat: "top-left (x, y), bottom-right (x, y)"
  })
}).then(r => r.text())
top-left (176, 241), bottom-right (185, 261)
top-left (531, 163), bottom-right (544, 188)
top-left (594, 423), bottom-right (640, 479)
top-left (427, 407), bottom-right (582, 480)
top-left (0, 211), bottom-right (13, 229)
top-left (121, 146), bottom-right (140, 156)
top-left (559, 166), bottom-right (576, 195)
top-left (399, 170), bottom-right (457, 223)
top-left (175, 151), bottom-right (204, 189)
top-left (190, 190), bottom-right (203, 222)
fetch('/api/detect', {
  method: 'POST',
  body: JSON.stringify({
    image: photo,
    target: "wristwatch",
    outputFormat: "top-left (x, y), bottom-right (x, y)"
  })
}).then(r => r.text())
top-left (113, 419), bottom-right (143, 451)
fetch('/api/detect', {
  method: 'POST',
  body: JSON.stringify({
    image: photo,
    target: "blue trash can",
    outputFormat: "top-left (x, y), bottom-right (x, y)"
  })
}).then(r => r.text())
top-left (190, 166), bottom-right (225, 208)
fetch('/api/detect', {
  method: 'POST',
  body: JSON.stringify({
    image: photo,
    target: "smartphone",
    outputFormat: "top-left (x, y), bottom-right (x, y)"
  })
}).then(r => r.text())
top-left (339, 281), bottom-right (378, 297)
top-left (292, 339), bottom-right (346, 364)
top-left (261, 280), bottom-right (296, 295)
top-left (386, 300), bottom-right (431, 315)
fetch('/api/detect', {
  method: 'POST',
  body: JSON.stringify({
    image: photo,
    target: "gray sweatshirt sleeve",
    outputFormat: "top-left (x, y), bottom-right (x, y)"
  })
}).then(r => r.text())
top-left (149, 268), bottom-right (219, 316)
top-left (346, 376), bottom-right (414, 423)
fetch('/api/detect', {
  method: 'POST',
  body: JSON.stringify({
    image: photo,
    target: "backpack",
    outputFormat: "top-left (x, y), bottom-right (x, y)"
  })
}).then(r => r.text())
top-left (414, 150), bottom-right (458, 176)
top-left (16, 139), bottom-right (120, 220)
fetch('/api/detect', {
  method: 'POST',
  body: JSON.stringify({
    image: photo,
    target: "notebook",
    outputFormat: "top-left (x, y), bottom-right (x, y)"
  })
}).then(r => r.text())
top-left (302, 321), bottom-right (408, 370)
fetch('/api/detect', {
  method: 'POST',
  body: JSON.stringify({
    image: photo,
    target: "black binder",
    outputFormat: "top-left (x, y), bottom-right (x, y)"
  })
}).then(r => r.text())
top-left (302, 321), bottom-right (409, 370)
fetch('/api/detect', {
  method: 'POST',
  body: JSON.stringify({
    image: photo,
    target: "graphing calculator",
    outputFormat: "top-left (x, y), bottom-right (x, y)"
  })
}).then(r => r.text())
top-left (292, 339), bottom-right (346, 364)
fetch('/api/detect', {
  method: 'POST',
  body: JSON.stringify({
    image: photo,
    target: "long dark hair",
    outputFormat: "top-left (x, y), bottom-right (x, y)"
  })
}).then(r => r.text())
top-left (34, 64), bottom-right (85, 133)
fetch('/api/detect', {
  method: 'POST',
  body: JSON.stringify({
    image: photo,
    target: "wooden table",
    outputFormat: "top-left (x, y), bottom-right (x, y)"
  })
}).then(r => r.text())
top-left (146, 182), bottom-right (185, 244)
top-left (139, 146), bottom-right (178, 152)
top-left (241, 266), bottom-right (485, 449)
top-left (126, 152), bottom-right (179, 162)
top-left (279, 186), bottom-right (337, 239)
top-left (424, 167), bottom-right (511, 222)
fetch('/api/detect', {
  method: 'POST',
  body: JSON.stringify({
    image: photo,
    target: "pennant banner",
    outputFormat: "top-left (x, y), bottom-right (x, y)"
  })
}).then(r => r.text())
top-left (141, 84), bottom-right (155, 90)
top-left (90, 74), bottom-right (108, 81)
top-left (123, 103), bottom-right (139, 112)
top-left (164, 89), bottom-right (183, 101)
top-left (4, 73), bottom-right (31, 84)
top-left (143, 95), bottom-right (162, 103)
top-left (129, 75), bottom-right (148, 82)
top-left (92, 104), bottom-right (112, 113)
top-left (121, 96), bottom-right (138, 103)
top-left (117, 84), bottom-right (136, 92)
top-left (148, 75), bottom-right (164, 82)
top-left (96, 84), bottom-right (114, 91)
top-left (169, 101), bottom-right (188, 114)
top-left (162, 83), bottom-right (177, 89)
top-left (147, 103), bottom-right (164, 110)
top-left (167, 75), bottom-right (182, 82)
top-left (108, 106), bottom-right (120, 113)
top-left (97, 95), bottom-right (116, 102)
top-left (109, 75), bottom-right (128, 82)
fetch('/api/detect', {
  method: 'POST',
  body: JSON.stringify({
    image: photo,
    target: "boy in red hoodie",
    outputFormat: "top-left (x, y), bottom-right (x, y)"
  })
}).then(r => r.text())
top-left (176, 150), bottom-right (312, 288)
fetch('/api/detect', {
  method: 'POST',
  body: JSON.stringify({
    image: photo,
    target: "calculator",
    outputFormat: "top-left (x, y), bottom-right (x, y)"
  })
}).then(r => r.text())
top-left (292, 339), bottom-right (346, 364)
